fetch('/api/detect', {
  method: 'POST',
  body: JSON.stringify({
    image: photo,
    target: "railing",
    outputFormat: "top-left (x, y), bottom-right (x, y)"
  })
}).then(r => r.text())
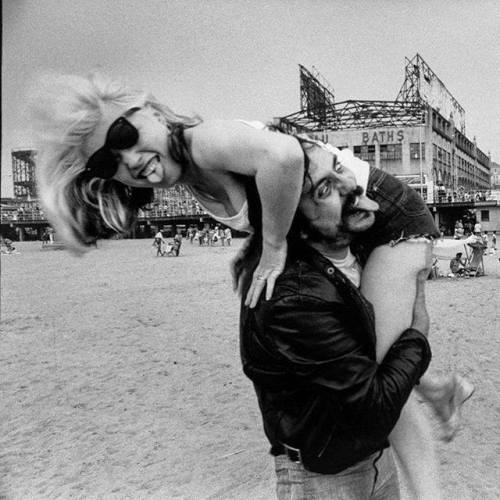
top-left (1, 208), bottom-right (210, 224)
top-left (1, 211), bottom-right (48, 223)
top-left (138, 208), bottom-right (207, 219)
top-left (1, 194), bottom-right (498, 225)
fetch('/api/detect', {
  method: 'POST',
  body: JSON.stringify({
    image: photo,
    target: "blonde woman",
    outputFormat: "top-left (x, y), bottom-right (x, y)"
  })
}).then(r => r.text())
top-left (30, 72), bottom-right (305, 307)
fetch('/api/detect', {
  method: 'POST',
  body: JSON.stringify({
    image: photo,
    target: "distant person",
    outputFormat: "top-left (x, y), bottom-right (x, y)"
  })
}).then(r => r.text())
top-left (454, 220), bottom-right (464, 239)
top-left (41, 229), bottom-right (50, 245)
top-left (224, 227), bottom-right (232, 246)
top-left (449, 252), bottom-right (466, 276)
top-left (173, 233), bottom-right (182, 256)
top-left (153, 230), bottom-right (165, 256)
top-left (219, 226), bottom-right (226, 246)
top-left (473, 221), bottom-right (482, 234)
top-left (1, 238), bottom-right (17, 254)
top-left (210, 227), bottom-right (218, 246)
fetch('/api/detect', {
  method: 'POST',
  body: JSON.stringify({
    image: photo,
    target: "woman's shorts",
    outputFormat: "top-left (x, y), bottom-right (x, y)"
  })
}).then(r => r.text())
top-left (355, 167), bottom-right (440, 257)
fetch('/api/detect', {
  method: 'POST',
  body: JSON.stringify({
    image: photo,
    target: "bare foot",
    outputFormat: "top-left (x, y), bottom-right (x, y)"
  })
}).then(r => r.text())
top-left (440, 375), bottom-right (475, 441)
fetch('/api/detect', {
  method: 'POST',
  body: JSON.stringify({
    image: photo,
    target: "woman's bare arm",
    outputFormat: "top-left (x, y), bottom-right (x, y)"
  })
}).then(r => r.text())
top-left (191, 120), bottom-right (305, 306)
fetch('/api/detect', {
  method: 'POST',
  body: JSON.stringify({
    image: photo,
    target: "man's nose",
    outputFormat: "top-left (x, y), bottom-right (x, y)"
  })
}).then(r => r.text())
top-left (337, 177), bottom-right (357, 196)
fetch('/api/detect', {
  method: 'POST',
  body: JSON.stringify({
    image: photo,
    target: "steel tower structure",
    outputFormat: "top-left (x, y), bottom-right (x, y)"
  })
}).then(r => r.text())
top-left (279, 53), bottom-right (462, 134)
top-left (12, 149), bottom-right (37, 200)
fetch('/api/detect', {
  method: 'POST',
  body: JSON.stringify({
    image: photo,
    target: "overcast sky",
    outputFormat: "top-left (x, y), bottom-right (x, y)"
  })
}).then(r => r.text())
top-left (2, 0), bottom-right (500, 196)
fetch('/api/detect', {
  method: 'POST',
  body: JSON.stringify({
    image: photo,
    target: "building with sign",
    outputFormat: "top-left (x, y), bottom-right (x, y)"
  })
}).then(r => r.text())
top-left (278, 54), bottom-right (491, 203)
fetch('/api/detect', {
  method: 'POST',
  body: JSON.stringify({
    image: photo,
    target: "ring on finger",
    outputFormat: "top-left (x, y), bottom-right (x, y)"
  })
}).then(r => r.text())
top-left (256, 275), bottom-right (266, 281)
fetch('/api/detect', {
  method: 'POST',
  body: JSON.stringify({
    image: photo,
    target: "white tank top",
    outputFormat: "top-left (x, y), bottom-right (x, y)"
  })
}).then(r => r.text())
top-left (194, 197), bottom-right (252, 233)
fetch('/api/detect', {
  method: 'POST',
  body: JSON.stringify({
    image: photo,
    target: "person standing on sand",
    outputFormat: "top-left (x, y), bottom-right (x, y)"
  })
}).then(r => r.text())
top-left (224, 227), bottom-right (232, 246)
top-left (239, 169), bottom-right (432, 499)
top-left (173, 232), bottom-right (182, 256)
top-left (153, 230), bottom-right (165, 256)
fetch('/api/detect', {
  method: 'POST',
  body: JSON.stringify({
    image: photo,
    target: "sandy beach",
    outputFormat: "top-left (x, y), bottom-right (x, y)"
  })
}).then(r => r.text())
top-left (1, 238), bottom-right (499, 499)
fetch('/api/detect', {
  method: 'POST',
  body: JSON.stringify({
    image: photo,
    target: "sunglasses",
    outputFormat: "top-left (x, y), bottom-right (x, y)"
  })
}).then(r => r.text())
top-left (83, 107), bottom-right (141, 179)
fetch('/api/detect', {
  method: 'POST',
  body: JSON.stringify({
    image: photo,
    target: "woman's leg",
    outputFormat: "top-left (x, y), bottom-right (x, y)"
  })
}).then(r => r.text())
top-left (361, 239), bottom-right (441, 500)
top-left (389, 393), bottom-right (441, 500)
top-left (361, 239), bottom-right (432, 361)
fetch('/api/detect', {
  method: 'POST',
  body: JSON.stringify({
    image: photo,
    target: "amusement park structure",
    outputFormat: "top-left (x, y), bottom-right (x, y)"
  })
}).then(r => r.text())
top-left (278, 53), bottom-right (490, 201)
top-left (279, 53), bottom-right (465, 134)
top-left (11, 149), bottom-right (37, 200)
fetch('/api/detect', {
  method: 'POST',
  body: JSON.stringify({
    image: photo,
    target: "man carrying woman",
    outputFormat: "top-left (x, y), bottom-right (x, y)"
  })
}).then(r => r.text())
top-left (239, 156), bottom-right (432, 498)
top-left (29, 71), bottom-right (473, 499)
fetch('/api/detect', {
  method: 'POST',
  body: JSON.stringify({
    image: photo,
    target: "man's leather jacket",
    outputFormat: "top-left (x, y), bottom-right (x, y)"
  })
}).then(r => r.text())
top-left (240, 242), bottom-right (431, 474)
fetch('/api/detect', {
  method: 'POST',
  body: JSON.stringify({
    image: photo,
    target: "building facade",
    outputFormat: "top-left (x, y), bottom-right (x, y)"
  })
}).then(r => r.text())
top-left (279, 55), bottom-right (492, 204)
top-left (300, 105), bottom-right (490, 204)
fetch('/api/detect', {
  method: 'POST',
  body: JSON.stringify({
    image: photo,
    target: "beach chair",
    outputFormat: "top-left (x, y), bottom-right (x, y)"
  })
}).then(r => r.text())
top-left (428, 256), bottom-right (440, 279)
top-left (464, 243), bottom-right (485, 277)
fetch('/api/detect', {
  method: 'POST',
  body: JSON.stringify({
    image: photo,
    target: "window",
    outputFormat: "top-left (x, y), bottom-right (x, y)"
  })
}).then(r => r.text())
top-left (481, 210), bottom-right (489, 222)
top-left (379, 144), bottom-right (401, 169)
top-left (353, 145), bottom-right (375, 162)
top-left (387, 144), bottom-right (401, 160)
top-left (410, 143), bottom-right (425, 160)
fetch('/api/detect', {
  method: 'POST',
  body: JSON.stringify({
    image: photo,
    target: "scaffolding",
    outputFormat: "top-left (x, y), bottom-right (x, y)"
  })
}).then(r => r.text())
top-left (299, 65), bottom-right (336, 124)
top-left (280, 99), bottom-right (425, 133)
top-left (12, 149), bottom-right (37, 200)
top-left (279, 53), bottom-right (465, 133)
top-left (396, 53), bottom-right (465, 133)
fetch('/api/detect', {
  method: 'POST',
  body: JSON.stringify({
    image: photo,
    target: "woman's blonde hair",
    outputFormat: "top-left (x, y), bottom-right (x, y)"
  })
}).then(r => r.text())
top-left (28, 72), bottom-right (200, 253)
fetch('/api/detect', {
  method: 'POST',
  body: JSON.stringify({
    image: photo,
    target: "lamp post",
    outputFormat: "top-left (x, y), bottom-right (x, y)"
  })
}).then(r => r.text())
top-left (419, 125), bottom-right (424, 199)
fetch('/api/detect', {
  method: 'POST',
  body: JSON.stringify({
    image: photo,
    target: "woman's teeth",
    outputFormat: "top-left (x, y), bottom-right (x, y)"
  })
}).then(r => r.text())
top-left (143, 157), bottom-right (163, 183)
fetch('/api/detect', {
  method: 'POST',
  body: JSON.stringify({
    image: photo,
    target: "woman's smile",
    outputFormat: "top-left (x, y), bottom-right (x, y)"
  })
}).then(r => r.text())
top-left (138, 155), bottom-right (164, 183)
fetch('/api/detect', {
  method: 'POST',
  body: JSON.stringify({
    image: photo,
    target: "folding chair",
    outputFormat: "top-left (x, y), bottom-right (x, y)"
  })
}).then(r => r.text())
top-left (464, 243), bottom-right (485, 277)
top-left (429, 257), bottom-right (439, 279)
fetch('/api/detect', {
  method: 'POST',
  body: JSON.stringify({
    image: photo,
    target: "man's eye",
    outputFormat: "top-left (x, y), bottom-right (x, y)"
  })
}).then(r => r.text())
top-left (317, 180), bottom-right (331, 198)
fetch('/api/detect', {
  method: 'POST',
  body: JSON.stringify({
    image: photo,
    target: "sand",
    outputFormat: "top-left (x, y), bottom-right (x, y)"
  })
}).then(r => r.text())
top-left (1, 238), bottom-right (499, 500)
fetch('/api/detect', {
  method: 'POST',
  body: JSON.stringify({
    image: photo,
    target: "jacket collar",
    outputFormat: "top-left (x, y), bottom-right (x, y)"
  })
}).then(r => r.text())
top-left (291, 240), bottom-right (377, 347)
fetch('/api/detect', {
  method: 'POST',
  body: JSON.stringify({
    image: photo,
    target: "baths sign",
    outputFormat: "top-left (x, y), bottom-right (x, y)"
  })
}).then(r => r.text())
top-left (362, 130), bottom-right (404, 144)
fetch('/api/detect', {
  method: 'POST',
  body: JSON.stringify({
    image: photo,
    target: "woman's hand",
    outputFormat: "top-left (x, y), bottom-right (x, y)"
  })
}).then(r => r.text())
top-left (244, 240), bottom-right (287, 308)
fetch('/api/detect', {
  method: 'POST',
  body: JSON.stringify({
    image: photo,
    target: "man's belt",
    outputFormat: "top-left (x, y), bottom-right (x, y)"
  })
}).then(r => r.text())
top-left (272, 443), bottom-right (302, 463)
